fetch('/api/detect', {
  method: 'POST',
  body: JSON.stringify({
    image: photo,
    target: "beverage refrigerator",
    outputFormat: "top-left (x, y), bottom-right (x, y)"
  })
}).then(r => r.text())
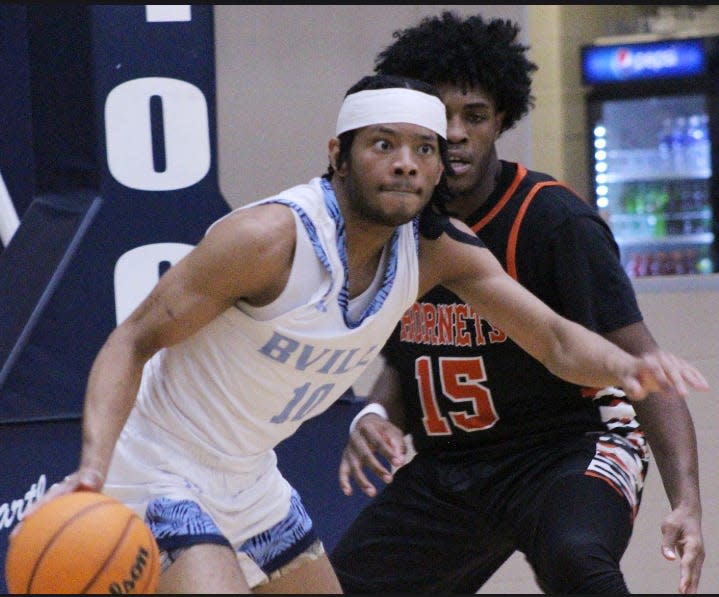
top-left (581, 35), bottom-right (719, 278)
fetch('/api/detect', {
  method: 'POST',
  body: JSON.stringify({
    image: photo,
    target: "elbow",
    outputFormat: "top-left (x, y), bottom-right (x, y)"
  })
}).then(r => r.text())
top-left (107, 322), bottom-right (159, 366)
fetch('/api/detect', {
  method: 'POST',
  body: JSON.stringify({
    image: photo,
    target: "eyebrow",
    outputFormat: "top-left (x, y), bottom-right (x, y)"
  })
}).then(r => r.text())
top-left (374, 125), bottom-right (437, 142)
top-left (462, 101), bottom-right (492, 111)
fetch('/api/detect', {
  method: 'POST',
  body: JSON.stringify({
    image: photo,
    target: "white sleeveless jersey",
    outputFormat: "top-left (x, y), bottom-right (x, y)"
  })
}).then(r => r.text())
top-left (127, 176), bottom-right (420, 461)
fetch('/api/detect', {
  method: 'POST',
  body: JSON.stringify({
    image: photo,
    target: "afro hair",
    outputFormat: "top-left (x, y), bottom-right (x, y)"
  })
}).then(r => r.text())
top-left (374, 11), bottom-right (538, 134)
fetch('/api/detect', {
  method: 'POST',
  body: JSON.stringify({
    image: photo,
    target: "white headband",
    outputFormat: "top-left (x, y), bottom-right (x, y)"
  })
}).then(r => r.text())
top-left (335, 88), bottom-right (447, 139)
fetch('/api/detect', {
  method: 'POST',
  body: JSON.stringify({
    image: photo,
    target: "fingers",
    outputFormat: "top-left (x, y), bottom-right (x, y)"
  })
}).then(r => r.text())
top-left (76, 467), bottom-right (105, 491)
top-left (679, 361), bottom-right (710, 392)
top-left (14, 467), bottom-right (105, 533)
top-left (659, 352), bottom-right (708, 392)
top-left (661, 511), bottom-right (704, 595)
top-left (11, 472), bottom-right (80, 539)
top-left (677, 537), bottom-right (704, 594)
top-left (338, 457), bottom-right (355, 496)
top-left (338, 416), bottom-right (406, 498)
top-left (676, 545), bottom-right (703, 594)
top-left (652, 351), bottom-right (691, 397)
top-left (339, 448), bottom-right (381, 498)
top-left (625, 352), bottom-right (709, 401)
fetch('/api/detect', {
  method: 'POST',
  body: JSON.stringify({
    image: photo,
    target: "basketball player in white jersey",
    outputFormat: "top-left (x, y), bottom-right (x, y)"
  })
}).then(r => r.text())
top-left (25, 74), bottom-right (708, 593)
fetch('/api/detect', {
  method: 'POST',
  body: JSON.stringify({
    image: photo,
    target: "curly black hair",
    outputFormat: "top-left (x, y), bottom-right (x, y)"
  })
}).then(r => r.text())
top-left (374, 11), bottom-right (538, 134)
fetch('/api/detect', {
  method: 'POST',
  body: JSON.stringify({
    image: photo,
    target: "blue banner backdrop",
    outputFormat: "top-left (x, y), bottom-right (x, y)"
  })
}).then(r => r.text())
top-left (0, 6), bottom-right (229, 591)
top-left (0, 7), bottom-right (373, 592)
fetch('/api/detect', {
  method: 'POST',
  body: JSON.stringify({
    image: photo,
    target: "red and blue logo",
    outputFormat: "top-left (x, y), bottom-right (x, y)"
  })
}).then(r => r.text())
top-left (582, 38), bottom-right (705, 84)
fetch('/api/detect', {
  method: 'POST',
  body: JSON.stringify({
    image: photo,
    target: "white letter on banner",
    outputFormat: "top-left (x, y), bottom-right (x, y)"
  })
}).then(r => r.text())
top-left (145, 5), bottom-right (192, 22)
top-left (114, 243), bottom-right (194, 325)
top-left (105, 77), bottom-right (210, 191)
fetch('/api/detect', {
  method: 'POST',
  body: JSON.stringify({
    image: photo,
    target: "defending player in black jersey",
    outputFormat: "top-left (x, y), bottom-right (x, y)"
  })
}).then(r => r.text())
top-left (330, 12), bottom-right (705, 595)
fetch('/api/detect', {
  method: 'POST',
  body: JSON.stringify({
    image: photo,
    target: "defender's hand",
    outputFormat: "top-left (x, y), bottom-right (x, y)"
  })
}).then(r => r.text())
top-left (660, 505), bottom-right (704, 594)
top-left (338, 414), bottom-right (406, 497)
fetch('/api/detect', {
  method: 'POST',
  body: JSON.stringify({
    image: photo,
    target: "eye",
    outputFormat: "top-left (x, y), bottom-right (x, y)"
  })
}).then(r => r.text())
top-left (418, 143), bottom-right (436, 156)
top-left (467, 112), bottom-right (489, 125)
top-left (374, 139), bottom-right (391, 151)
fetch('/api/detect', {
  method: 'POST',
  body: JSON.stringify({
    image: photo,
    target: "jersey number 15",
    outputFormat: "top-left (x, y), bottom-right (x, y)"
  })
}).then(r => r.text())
top-left (415, 356), bottom-right (499, 435)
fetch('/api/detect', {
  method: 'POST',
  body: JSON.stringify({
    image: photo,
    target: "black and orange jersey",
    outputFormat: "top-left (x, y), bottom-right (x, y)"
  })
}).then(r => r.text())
top-left (383, 161), bottom-right (644, 453)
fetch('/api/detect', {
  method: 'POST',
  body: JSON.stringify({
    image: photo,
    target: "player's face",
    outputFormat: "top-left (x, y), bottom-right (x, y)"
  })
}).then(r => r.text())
top-left (437, 84), bottom-right (504, 201)
top-left (333, 123), bottom-right (444, 227)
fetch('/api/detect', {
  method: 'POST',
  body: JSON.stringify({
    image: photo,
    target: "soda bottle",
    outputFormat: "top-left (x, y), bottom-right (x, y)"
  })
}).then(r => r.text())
top-left (671, 250), bottom-right (688, 274)
top-left (686, 113), bottom-right (710, 173)
top-left (670, 116), bottom-right (688, 173)
top-left (643, 253), bottom-right (659, 276)
top-left (657, 117), bottom-right (673, 170)
top-left (696, 246), bottom-right (714, 274)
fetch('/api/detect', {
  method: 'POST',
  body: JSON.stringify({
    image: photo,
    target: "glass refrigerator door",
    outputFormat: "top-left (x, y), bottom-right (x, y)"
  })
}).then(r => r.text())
top-left (592, 93), bottom-right (714, 277)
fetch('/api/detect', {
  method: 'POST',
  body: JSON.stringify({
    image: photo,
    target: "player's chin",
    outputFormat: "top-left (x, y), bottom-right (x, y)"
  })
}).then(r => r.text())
top-left (446, 174), bottom-right (475, 197)
top-left (386, 205), bottom-right (425, 226)
top-left (376, 197), bottom-right (427, 225)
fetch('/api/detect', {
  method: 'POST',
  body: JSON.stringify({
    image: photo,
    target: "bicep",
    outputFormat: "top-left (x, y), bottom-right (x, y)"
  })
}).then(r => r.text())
top-left (436, 238), bottom-right (566, 360)
top-left (447, 264), bottom-right (564, 359)
top-left (603, 321), bottom-right (658, 356)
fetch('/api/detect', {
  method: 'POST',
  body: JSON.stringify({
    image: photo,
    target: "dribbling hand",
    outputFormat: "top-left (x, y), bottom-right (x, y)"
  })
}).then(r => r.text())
top-left (11, 467), bottom-right (105, 538)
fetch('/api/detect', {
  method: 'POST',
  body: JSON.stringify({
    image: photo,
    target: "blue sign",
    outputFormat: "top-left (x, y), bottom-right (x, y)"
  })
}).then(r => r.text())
top-left (0, 6), bottom-right (229, 592)
top-left (582, 38), bottom-right (705, 84)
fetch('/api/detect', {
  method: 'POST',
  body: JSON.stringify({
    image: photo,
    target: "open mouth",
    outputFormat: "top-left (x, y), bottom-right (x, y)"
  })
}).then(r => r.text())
top-left (448, 157), bottom-right (471, 175)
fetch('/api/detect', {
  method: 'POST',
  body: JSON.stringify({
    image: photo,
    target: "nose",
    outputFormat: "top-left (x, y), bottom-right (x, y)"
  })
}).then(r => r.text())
top-left (393, 145), bottom-right (417, 176)
top-left (446, 115), bottom-right (467, 145)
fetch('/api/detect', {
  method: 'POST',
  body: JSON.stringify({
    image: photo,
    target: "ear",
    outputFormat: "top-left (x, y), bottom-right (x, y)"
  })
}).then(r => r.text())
top-left (434, 163), bottom-right (444, 187)
top-left (494, 111), bottom-right (506, 140)
top-left (328, 137), bottom-right (342, 172)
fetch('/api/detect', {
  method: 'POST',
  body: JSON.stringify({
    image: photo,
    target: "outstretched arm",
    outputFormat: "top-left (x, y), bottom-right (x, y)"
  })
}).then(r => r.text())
top-left (418, 222), bottom-right (709, 401)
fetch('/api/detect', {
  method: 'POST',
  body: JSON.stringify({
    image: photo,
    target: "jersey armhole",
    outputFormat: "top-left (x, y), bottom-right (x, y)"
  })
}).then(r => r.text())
top-left (506, 181), bottom-right (563, 281)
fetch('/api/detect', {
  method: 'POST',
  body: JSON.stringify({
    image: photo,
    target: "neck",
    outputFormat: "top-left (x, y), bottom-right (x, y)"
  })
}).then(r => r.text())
top-left (343, 218), bottom-right (392, 299)
top-left (331, 178), bottom-right (394, 297)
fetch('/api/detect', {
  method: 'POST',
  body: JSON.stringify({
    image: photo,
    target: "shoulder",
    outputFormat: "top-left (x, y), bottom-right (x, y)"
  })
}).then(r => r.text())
top-left (518, 168), bottom-right (595, 217)
top-left (204, 201), bottom-right (297, 267)
top-left (418, 211), bottom-right (497, 294)
top-left (223, 178), bottom-right (326, 221)
top-left (208, 177), bottom-right (330, 243)
top-left (419, 208), bottom-right (484, 247)
top-left (510, 168), bottom-right (609, 235)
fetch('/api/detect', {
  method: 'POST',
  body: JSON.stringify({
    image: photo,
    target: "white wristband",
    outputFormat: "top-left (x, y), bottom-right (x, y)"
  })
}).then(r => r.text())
top-left (349, 402), bottom-right (389, 434)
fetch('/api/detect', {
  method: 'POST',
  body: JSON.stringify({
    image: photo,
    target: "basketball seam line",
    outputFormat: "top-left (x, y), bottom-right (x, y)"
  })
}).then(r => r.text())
top-left (80, 509), bottom-right (136, 593)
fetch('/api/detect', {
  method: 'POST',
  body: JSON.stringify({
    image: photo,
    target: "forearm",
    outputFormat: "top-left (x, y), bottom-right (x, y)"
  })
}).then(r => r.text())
top-left (543, 317), bottom-right (640, 390)
top-left (447, 273), bottom-right (641, 391)
top-left (366, 361), bottom-right (407, 432)
top-left (79, 329), bottom-right (148, 482)
top-left (634, 395), bottom-right (701, 513)
top-left (604, 322), bottom-right (702, 511)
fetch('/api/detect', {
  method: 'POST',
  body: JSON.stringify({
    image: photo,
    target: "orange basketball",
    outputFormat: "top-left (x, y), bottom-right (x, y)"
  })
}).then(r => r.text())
top-left (5, 491), bottom-right (160, 594)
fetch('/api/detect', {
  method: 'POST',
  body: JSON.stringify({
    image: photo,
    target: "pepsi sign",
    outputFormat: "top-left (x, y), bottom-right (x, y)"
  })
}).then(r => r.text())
top-left (582, 38), bottom-right (705, 84)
